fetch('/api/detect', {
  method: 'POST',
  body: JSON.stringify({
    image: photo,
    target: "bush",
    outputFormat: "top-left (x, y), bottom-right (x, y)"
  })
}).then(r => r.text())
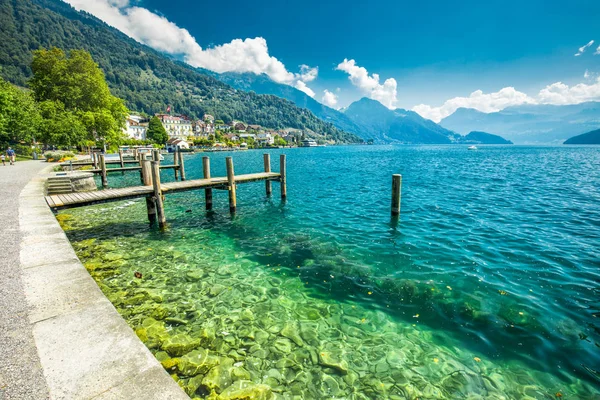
top-left (44, 150), bottom-right (75, 162)
top-left (13, 144), bottom-right (35, 156)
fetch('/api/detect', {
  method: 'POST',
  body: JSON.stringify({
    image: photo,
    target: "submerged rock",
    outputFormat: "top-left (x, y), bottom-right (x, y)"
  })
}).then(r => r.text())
top-left (178, 348), bottom-right (220, 376)
top-left (280, 322), bottom-right (304, 346)
top-left (217, 380), bottom-right (273, 400)
top-left (201, 357), bottom-right (235, 393)
top-left (318, 350), bottom-right (349, 375)
top-left (163, 334), bottom-right (202, 357)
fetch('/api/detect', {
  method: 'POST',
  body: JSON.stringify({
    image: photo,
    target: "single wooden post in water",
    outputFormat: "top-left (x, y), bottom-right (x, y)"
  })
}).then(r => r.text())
top-left (391, 174), bottom-right (402, 216)
top-left (263, 153), bottom-right (272, 196)
top-left (151, 160), bottom-right (166, 228)
top-left (178, 150), bottom-right (186, 181)
top-left (173, 148), bottom-right (179, 181)
top-left (226, 156), bottom-right (236, 213)
top-left (133, 148), bottom-right (138, 159)
top-left (279, 154), bottom-right (287, 199)
top-left (141, 160), bottom-right (156, 223)
top-left (119, 150), bottom-right (125, 168)
top-left (203, 156), bottom-right (213, 211)
top-left (152, 149), bottom-right (160, 163)
top-left (99, 154), bottom-right (108, 188)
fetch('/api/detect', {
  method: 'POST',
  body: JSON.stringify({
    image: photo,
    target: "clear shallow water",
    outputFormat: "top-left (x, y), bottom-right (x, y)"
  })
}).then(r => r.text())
top-left (60, 145), bottom-right (600, 398)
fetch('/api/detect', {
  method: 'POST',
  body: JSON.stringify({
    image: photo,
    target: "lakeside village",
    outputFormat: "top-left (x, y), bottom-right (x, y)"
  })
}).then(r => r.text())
top-left (127, 112), bottom-right (322, 152)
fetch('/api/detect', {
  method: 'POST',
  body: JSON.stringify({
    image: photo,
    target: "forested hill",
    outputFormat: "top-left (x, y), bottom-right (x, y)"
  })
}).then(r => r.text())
top-left (0, 0), bottom-right (361, 143)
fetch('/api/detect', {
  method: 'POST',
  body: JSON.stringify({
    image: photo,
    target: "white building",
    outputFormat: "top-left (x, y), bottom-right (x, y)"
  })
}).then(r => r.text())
top-left (125, 115), bottom-right (148, 141)
top-left (257, 133), bottom-right (274, 145)
top-left (156, 114), bottom-right (192, 139)
top-left (166, 138), bottom-right (190, 152)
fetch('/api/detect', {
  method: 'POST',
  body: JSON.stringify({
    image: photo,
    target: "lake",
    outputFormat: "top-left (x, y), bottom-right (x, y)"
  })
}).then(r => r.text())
top-left (60, 145), bottom-right (600, 398)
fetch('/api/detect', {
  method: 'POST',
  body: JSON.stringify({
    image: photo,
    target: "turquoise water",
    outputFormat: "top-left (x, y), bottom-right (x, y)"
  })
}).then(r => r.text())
top-left (63, 145), bottom-right (600, 398)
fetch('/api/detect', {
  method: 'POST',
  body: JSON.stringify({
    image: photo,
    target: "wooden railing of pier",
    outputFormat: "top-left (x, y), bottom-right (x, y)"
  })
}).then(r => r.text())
top-left (47, 150), bottom-right (286, 228)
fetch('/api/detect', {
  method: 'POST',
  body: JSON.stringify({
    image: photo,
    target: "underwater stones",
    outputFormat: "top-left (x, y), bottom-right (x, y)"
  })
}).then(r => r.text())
top-left (201, 357), bottom-right (235, 393)
top-left (254, 330), bottom-right (269, 345)
top-left (150, 305), bottom-right (170, 320)
top-left (231, 366), bottom-right (251, 381)
top-left (271, 338), bottom-right (293, 354)
top-left (178, 348), bottom-right (220, 376)
top-left (280, 323), bottom-right (304, 346)
top-left (186, 270), bottom-right (205, 281)
top-left (184, 374), bottom-right (205, 396)
top-left (318, 350), bottom-right (348, 375)
top-left (240, 309), bottom-right (254, 322)
top-left (198, 326), bottom-right (216, 346)
top-left (155, 351), bottom-right (180, 371)
top-left (301, 308), bottom-right (322, 321)
top-left (163, 334), bottom-right (202, 357)
top-left (321, 374), bottom-right (344, 397)
top-left (218, 380), bottom-right (273, 400)
top-left (298, 323), bottom-right (319, 345)
top-left (139, 318), bottom-right (169, 348)
top-left (209, 284), bottom-right (226, 297)
top-left (237, 326), bottom-right (254, 340)
top-left (103, 251), bottom-right (124, 262)
top-left (165, 317), bottom-right (188, 326)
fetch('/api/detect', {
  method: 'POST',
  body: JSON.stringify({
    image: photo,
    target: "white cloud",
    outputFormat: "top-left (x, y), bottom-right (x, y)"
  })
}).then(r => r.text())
top-left (336, 59), bottom-right (397, 109)
top-left (63, 0), bottom-right (316, 91)
top-left (294, 81), bottom-right (315, 98)
top-left (584, 69), bottom-right (590, 79)
top-left (321, 90), bottom-right (338, 108)
top-left (575, 40), bottom-right (594, 56)
top-left (595, 45), bottom-right (600, 56)
top-left (412, 87), bottom-right (536, 122)
top-left (537, 77), bottom-right (600, 105)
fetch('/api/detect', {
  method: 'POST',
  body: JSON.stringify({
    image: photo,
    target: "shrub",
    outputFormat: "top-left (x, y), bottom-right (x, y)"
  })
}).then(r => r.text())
top-left (44, 150), bottom-right (75, 162)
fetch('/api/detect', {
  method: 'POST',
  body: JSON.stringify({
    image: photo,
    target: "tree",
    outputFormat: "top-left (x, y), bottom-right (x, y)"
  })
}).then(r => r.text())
top-left (0, 77), bottom-right (41, 146)
top-left (146, 116), bottom-right (168, 144)
top-left (30, 48), bottom-right (128, 147)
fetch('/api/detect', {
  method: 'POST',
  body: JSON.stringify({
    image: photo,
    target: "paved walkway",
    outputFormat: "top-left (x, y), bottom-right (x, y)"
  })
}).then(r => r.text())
top-left (0, 160), bottom-right (50, 399)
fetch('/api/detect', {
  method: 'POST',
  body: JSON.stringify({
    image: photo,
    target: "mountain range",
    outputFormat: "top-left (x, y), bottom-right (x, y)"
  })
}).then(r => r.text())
top-left (441, 102), bottom-right (600, 144)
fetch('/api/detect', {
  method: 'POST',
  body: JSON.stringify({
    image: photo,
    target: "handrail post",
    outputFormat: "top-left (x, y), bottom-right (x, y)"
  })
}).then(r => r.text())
top-left (263, 153), bottom-right (272, 196)
top-left (391, 174), bottom-right (402, 216)
top-left (100, 154), bottom-right (107, 188)
top-left (203, 156), bottom-right (212, 211)
top-left (178, 150), bottom-right (186, 181)
top-left (151, 160), bottom-right (166, 228)
top-left (279, 154), bottom-right (287, 199)
top-left (226, 157), bottom-right (236, 213)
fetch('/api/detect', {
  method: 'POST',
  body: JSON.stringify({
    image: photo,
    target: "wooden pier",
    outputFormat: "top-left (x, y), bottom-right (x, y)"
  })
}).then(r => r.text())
top-left (46, 152), bottom-right (286, 228)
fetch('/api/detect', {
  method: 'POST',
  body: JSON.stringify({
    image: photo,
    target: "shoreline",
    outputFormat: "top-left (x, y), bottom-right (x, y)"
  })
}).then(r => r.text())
top-left (18, 165), bottom-right (188, 399)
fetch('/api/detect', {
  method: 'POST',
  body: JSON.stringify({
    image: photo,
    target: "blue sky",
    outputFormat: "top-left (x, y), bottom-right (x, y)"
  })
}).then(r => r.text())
top-left (65, 0), bottom-right (600, 121)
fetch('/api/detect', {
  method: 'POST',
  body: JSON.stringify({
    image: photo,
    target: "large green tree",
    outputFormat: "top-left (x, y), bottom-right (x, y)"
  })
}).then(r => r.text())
top-left (146, 116), bottom-right (168, 144)
top-left (30, 47), bottom-right (128, 147)
top-left (0, 77), bottom-right (41, 146)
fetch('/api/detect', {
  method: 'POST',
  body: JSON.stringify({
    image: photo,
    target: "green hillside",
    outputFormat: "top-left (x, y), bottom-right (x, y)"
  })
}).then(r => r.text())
top-left (564, 128), bottom-right (600, 144)
top-left (0, 0), bottom-right (361, 143)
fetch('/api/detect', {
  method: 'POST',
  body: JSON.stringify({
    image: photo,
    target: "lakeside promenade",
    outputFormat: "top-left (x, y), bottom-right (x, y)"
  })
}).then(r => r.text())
top-left (0, 160), bottom-right (50, 399)
top-left (0, 160), bottom-right (188, 399)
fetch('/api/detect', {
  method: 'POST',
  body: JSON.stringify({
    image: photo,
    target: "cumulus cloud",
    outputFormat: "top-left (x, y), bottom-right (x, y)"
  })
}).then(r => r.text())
top-left (412, 87), bottom-right (536, 122)
top-left (537, 77), bottom-right (600, 105)
top-left (336, 59), bottom-right (397, 109)
top-left (321, 90), bottom-right (338, 108)
top-left (595, 45), bottom-right (600, 56)
top-left (294, 81), bottom-right (315, 97)
top-left (64, 0), bottom-right (316, 90)
top-left (575, 40), bottom-right (594, 56)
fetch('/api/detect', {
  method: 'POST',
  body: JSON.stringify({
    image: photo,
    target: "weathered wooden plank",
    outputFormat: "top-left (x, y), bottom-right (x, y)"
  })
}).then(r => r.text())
top-left (45, 196), bottom-right (56, 208)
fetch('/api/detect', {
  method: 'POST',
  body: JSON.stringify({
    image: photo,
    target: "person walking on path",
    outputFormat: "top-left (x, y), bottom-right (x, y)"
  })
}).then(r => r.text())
top-left (1, 153), bottom-right (5, 166)
top-left (7, 147), bottom-right (16, 165)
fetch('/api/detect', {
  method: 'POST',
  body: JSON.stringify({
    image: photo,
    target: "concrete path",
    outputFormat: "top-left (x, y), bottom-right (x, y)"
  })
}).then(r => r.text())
top-left (1, 160), bottom-right (189, 400)
top-left (0, 160), bottom-right (51, 399)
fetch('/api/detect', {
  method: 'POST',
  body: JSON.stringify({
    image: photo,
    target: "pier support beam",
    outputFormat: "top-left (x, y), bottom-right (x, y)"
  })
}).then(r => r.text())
top-left (263, 153), bottom-right (272, 196)
top-left (99, 154), bottom-right (108, 188)
top-left (391, 174), bottom-right (402, 216)
top-left (226, 156), bottom-right (236, 213)
top-left (280, 154), bottom-right (287, 199)
top-left (141, 160), bottom-right (156, 223)
top-left (203, 157), bottom-right (213, 211)
top-left (178, 150), bottom-right (186, 181)
top-left (119, 150), bottom-right (124, 168)
top-left (153, 149), bottom-right (160, 163)
top-left (173, 149), bottom-right (179, 181)
top-left (151, 160), bottom-right (166, 228)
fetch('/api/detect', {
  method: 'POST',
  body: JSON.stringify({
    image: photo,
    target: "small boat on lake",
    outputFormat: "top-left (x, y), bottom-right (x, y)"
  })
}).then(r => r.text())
top-left (300, 139), bottom-right (318, 147)
top-left (468, 145), bottom-right (478, 150)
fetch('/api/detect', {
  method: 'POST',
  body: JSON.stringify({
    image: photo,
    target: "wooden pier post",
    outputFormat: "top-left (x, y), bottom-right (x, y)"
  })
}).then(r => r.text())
top-left (119, 150), bottom-right (125, 168)
top-left (133, 148), bottom-right (138, 159)
top-left (178, 150), bottom-right (186, 181)
top-left (391, 174), bottom-right (402, 216)
top-left (151, 160), bottom-right (166, 228)
top-left (141, 160), bottom-right (156, 223)
top-left (263, 153), bottom-right (272, 196)
top-left (99, 154), bottom-right (108, 188)
top-left (226, 156), bottom-right (236, 213)
top-left (203, 156), bottom-right (213, 211)
top-left (279, 154), bottom-right (287, 199)
top-left (152, 149), bottom-right (160, 163)
top-left (92, 152), bottom-right (97, 169)
top-left (173, 148), bottom-right (179, 181)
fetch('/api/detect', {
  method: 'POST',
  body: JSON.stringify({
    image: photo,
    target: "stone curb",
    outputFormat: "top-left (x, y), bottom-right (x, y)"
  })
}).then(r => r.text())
top-left (19, 165), bottom-right (189, 400)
